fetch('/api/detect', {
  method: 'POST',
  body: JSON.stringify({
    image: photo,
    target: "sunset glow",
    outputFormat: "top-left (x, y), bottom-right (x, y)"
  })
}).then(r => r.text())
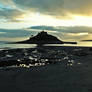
top-left (1, 0), bottom-right (92, 43)
top-left (15, 13), bottom-right (92, 27)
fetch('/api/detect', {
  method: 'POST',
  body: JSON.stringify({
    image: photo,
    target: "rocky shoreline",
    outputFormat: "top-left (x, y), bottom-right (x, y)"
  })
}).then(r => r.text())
top-left (0, 46), bottom-right (92, 68)
top-left (0, 46), bottom-right (92, 92)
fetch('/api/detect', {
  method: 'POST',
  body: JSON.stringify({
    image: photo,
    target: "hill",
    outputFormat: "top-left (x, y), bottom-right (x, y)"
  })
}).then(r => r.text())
top-left (15, 31), bottom-right (64, 44)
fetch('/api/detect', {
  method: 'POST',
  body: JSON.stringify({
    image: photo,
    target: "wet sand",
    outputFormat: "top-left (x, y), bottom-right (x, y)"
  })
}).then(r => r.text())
top-left (0, 46), bottom-right (92, 92)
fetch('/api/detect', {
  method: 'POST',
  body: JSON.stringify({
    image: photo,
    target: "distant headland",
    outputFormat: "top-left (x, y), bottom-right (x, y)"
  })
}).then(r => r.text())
top-left (81, 40), bottom-right (92, 42)
top-left (14, 31), bottom-right (77, 45)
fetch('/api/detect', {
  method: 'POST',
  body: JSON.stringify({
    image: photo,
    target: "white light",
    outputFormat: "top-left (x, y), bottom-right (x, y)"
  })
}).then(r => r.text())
top-left (16, 13), bottom-right (92, 27)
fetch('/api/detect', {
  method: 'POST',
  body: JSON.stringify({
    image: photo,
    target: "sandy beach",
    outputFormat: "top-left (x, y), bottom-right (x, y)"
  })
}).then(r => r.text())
top-left (0, 46), bottom-right (92, 92)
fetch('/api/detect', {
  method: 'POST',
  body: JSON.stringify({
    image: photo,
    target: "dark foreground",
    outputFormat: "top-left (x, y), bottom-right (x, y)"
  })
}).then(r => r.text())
top-left (0, 46), bottom-right (92, 92)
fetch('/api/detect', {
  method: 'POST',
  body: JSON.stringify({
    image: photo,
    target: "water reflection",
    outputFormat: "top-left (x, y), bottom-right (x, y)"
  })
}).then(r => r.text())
top-left (0, 44), bottom-right (37, 49)
top-left (45, 42), bottom-right (92, 47)
top-left (0, 41), bottom-right (92, 50)
top-left (0, 42), bottom-right (90, 68)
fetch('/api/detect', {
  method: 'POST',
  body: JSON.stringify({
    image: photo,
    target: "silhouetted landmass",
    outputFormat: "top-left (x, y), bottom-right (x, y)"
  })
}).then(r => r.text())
top-left (15, 31), bottom-right (63, 44)
top-left (14, 31), bottom-right (77, 45)
top-left (81, 40), bottom-right (92, 42)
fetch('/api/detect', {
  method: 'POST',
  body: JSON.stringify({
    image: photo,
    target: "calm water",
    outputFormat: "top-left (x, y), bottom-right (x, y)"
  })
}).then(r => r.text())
top-left (0, 42), bottom-right (92, 50)
top-left (0, 43), bottom-right (37, 50)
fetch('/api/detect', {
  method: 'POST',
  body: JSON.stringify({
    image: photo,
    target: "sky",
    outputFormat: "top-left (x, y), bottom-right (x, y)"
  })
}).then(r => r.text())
top-left (0, 0), bottom-right (92, 42)
top-left (1, 0), bottom-right (92, 28)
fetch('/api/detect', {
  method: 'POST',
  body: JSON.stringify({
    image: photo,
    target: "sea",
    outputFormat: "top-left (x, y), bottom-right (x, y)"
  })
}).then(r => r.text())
top-left (0, 28), bottom-right (92, 49)
top-left (0, 42), bottom-right (92, 50)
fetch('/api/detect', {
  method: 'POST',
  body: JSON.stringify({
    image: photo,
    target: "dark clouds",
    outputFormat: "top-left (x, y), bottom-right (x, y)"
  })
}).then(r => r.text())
top-left (1, 0), bottom-right (92, 42)
top-left (0, 0), bottom-right (14, 5)
top-left (14, 0), bottom-right (69, 19)
top-left (0, 26), bottom-right (92, 42)
top-left (0, 0), bottom-right (25, 22)
top-left (14, 0), bottom-right (92, 18)
top-left (14, 0), bottom-right (64, 15)
top-left (29, 26), bottom-right (92, 41)
top-left (0, 8), bottom-right (25, 22)
top-left (30, 26), bottom-right (92, 34)
top-left (0, 29), bottom-right (32, 37)
top-left (64, 0), bottom-right (92, 16)
top-left (0, 0), bottom-right (92, 22)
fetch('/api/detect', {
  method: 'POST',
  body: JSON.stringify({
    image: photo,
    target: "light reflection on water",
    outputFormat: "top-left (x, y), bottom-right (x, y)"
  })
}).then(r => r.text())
top-left (77, 42), bottom-right (92, 47)
top-left (45, 42), bottom-right (92, 47)
top-left (0, 42), bottom-right (92, 49)
top-left (0, 44), bottom-right (37, 49)
top-left (0, 43), bottom-right (85, 68)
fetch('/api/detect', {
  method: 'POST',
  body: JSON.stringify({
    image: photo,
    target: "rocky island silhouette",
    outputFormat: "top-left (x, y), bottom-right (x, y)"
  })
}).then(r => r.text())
top-left (14, 31), bottom-right (77, 45)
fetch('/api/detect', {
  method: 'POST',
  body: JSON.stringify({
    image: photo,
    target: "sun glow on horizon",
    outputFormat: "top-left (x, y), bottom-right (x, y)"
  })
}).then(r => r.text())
top-left (14, 13), bottom-right (92, 27)
top-left (72, 15), bottom-right (92, 27)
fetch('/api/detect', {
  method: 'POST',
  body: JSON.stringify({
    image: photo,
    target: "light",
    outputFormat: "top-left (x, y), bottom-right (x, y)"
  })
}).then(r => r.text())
top-left (72, 15), bottom-right (92, 27)
top-left (16, 12), bottom-right (92, 27)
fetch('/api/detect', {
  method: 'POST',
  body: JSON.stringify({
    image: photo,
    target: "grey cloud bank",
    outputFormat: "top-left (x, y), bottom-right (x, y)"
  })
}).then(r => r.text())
top-left (14, 0), bottom-right (92, 18)
top-left (0, 26), bottom-right (91, 42)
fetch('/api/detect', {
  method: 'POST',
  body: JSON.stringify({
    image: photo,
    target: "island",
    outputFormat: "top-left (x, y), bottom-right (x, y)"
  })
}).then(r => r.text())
top-left (14, 31), bottom-right (77, 45)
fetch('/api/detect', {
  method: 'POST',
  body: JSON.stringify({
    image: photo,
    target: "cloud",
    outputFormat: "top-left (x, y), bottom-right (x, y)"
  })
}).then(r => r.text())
top-left (29, 25), bottom-right (92, 41)
top-left (14, 0), bottom-right (67, 19)
top-left (13, 0), bottom-right (92, 19)
top-left (0, 0), bottom-right (14, 5)
top-left (64, 33), bottom-right (89, 36)
top-left (0, 29), bottom-right (32, 37)
top-left (0, 26), bottom-right (92, 42)
top-left (0, 8), bottom-right (25, 22)
top-left (0, 0), bottom-right (16, 9)
top-left (0, 0), bottom-right (92, 23)
top-left (0, 32), bottom-right (6, 34)
top-left (30, 26), bottom-right (92, 34)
